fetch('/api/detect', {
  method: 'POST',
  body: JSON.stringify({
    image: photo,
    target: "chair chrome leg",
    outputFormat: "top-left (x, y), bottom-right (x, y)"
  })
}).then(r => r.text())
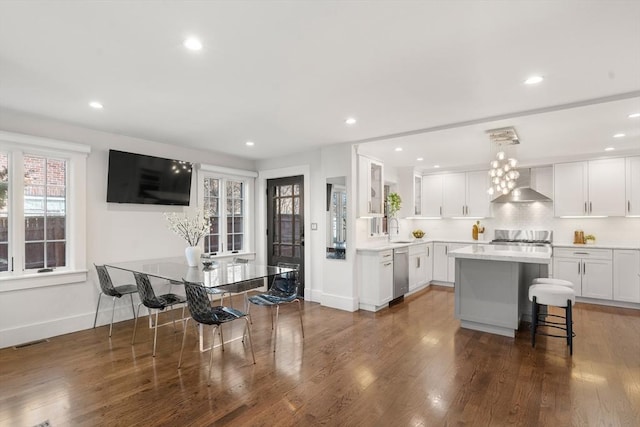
top-left (152, 310), bottom-right (159, 357)
top-left (129, 293), bottom-right (136, 320)
top-left (273, 305), bottom-right (280, 352)
top-left (109, 296), bottom-right (118, 337)
top-left (132, 303), bottom-right (143, 344)
top-left (244, 317), bottom-right (256, 364)
top-left (296, 299), bottom-right (305, 338)
top-left (219, 325), bottom-right (225, 352)
top-left (93, 293), bottom-right (103, 328)
top-left (208, 325), bottom-right (218, 386)
top-left (178, 318), bottom-right (191, 369)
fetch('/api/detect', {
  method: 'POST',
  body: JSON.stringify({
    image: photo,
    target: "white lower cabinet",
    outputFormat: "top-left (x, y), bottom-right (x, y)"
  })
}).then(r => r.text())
top-left (553, 248), bottom-right (613, 299)
top-left (613, 249), bottom-right (640, 303)
top-left (358, 250), bottom-right (394, 311)
top-left (409, 244), bottom-right (427, 291)
top-left (433, 242), bottom-right (466, 285)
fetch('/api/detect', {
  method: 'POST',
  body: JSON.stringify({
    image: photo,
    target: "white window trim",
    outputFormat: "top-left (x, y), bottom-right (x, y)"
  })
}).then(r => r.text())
top-left (197, 163), bottom-right (256, 256)
top-left (0, 131), bottom-right (89, 291)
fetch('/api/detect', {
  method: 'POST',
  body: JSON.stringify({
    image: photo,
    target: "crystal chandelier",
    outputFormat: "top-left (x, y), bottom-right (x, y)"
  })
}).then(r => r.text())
top-left (486, 127), bottom-right (520, 196)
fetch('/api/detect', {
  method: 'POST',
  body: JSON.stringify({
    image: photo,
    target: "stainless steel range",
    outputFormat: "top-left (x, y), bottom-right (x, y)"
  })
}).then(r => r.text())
top-left (490, 229), bottom-right (553, 248)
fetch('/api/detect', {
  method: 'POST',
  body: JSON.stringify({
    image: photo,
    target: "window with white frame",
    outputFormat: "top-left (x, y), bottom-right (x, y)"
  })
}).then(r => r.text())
top-left (0, 131), bottom-right (88, 287)
top-left (202, 176), bottom-right (247, 254)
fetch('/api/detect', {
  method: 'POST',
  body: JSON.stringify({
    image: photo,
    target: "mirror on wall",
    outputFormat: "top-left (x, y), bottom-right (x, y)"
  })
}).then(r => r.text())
top-left (326, 176), bottom-right (347, 260)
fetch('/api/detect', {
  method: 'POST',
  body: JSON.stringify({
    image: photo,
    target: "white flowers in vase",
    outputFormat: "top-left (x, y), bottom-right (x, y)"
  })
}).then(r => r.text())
top-left (164, 210), bottom-right (210, 247)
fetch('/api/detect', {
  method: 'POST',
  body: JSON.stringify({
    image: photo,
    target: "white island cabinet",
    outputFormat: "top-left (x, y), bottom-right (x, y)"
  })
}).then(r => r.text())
top-left (358, 249), bottom-right (393, 311)
top-left (450, 244), bottom-right (552, 338)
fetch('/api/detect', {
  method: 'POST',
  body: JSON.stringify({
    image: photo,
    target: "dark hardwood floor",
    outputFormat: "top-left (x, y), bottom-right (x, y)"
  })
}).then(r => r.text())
top-left (1, 286), bottom-right (639, 426)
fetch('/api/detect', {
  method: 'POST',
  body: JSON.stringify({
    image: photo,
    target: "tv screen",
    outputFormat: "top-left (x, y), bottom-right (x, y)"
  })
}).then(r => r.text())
top-left (106, 150), bottom-right (193, 206)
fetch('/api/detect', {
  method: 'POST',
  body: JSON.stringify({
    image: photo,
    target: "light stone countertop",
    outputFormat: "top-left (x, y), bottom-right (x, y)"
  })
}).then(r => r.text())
top-left (552, 242), bottom-right (640, 250)
top-left (356, 238), bottom-right (482, 253)
top-left (448, 244), bottom-right (552, 264)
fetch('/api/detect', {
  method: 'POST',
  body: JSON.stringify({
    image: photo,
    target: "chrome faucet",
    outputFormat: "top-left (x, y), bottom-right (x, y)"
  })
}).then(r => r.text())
top-left (388, 217), bottom-right (399, 241)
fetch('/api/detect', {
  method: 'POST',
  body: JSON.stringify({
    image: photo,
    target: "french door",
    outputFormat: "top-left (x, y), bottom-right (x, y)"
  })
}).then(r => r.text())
top-left (267, 176), bottom-right (304, 295)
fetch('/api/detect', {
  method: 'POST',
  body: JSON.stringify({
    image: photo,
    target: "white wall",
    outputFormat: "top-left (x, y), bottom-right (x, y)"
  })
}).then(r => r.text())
top-left (0, 109), bottom-right (255, 348)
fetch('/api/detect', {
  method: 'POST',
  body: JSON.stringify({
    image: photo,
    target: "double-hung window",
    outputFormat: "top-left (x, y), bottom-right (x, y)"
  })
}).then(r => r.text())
top-left (201, 171), bottom-right (253, 255)
top-left (0, 131), bottom-right (88, 289)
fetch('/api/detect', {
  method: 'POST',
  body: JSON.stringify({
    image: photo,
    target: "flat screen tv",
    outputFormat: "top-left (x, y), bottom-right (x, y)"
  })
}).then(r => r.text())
top-left (106, 150), bottom-right (193, 206)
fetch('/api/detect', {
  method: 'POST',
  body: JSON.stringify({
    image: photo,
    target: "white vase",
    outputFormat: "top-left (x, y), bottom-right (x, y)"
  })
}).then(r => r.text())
top-left (185, 246), bottom-right (202, 267)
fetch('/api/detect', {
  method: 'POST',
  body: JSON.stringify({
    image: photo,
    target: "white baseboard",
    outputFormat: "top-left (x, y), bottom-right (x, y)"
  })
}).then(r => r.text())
top-left (320, 292), bottom-right (358, 312)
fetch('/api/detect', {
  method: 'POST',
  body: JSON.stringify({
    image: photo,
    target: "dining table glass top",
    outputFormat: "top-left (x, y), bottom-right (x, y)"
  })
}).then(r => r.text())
top-left (105, 257), bottom-right (292, 291)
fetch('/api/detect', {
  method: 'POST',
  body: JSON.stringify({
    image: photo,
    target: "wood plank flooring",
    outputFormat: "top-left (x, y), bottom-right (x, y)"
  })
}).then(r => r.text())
top-left (1, 286), bottom-right (639, 426)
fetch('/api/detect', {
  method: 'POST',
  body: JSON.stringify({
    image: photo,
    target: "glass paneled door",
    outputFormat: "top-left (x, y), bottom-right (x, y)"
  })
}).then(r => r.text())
top-left (267, 176), bottom-right (304, 295)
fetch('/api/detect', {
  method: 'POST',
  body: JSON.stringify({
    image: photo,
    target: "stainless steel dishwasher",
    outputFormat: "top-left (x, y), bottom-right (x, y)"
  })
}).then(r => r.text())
top-left (393, 247), bottom-right (409, 298)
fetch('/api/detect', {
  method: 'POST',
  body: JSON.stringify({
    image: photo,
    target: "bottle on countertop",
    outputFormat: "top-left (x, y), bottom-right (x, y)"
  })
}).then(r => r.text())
top-left (472, 221), bottom-right (479, 240)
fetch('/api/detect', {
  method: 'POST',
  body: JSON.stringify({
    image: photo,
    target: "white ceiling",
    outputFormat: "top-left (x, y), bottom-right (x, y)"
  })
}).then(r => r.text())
top-left (0, 1), bottom-right (639, 170)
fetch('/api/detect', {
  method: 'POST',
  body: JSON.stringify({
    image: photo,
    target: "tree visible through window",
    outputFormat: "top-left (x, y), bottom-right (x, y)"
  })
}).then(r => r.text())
top-left (0, 153), bottom-right (8, 272)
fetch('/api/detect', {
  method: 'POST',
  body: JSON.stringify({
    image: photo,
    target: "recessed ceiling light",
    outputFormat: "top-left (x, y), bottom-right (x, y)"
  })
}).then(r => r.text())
top-left (629, 113), bottom-right (640, 119)
top-left (524, 75), bottom-right (544, 85)
top-left (433, 165), bottom-right (440, 169)
top-left (613, 133), bottom-right (625, 138)
top-left (395, 147), bottom-right (403, 152)
top-left (345, 117), bottom-right (357, 125)
top-left (89, 101), bottom-right (103, 109)
top-left (245, 141), bottom-right (255, 146)
top-left (183, 37), bottom-right (203, 51)
top-left (416, 157), bottom-right (424, 161)
top-left (604, 147), bottom-right (615, 151)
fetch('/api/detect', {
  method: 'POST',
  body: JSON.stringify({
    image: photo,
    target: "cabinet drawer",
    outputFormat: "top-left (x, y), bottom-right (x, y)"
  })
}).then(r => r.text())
top-left (409, 244), bottom-right (427, 256)
top-left (378, 250), bottom-right (394, 262)
top-left (553, 247), bottom-right (612, 260)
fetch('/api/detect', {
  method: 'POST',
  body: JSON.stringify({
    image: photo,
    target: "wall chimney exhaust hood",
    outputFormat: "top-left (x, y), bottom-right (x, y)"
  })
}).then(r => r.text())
top-left (491, 168), bottom-right (552, 203)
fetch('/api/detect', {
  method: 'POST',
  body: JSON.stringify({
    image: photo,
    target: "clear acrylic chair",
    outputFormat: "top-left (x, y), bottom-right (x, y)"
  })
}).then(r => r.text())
top-left (247, 262), bottom-right (304, 352)
top-left (93, 264), bottom-right (138, 337)
top-left (178, 280), bottom-right (255, 385)
top-left (131, 272), bottom-right (186, 357)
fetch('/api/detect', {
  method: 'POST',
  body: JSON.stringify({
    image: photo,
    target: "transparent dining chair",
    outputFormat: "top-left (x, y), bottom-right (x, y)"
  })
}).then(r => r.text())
top-left (178, 280), bottom-right (255, 385)
top-left (131, 272), bottom-right (187, 357)
top-left (247, 262), bottom-right (304, 352)
top-left (93, 264), bottom-right (138, 337)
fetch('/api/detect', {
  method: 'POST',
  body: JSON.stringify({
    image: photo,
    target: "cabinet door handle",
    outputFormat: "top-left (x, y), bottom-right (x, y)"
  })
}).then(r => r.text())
top-left (589, 202), bottom-right (592, 213)
top-left (584, 202), bottom-right (587, 214)
top-left (384, 262), bottom-right (392, 267)
top-left (427, 247), bottom-right (429, 257)
top-left (583, 262), bottom-right (586, 275)
top-left (445, 246), bottom-right (448, 255)
top-left (578, 262), bottom-right (581, 275)
top-left (417, 257), bottom-right (421, 268)
top-left (439, 206), bottom-right (442, 216)
top-left (629, 200), bottom-right (631, 213)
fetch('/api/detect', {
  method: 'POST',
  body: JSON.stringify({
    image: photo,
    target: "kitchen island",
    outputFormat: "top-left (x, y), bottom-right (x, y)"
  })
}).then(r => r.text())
top-left (449, 244), bottom-right (552, 338)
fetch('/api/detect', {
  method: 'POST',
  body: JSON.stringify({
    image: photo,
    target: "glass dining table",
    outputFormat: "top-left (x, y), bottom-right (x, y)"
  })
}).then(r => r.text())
top-left (105, 257), bottom-right (292, 351)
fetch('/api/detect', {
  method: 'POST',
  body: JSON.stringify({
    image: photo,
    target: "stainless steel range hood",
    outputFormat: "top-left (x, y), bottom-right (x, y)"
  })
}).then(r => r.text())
top-left (491, 168), bottom-right (552, 203)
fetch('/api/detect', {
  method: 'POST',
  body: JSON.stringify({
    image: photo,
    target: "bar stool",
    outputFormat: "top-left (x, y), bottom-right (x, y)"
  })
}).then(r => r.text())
top-left (532, 278), bottom-right (574, 288)
top-left (529, 283), bottom-right (576, 355)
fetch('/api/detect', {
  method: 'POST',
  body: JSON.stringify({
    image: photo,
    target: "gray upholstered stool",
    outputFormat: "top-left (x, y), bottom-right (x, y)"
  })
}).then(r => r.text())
top-left (528, 283), bottom-right (576, 355)
top-left (532, 278), bottom-right (575, 288)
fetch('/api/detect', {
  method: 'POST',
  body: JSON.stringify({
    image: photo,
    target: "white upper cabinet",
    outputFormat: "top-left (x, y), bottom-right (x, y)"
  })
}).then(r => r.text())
top-left (627, 156), bottom-right (640, 216)
top-left (442, 173), bottom-right (466, 217)
top-left (396, 168), bottom-right (422, 218)
top-left (357, 155), bottom-right (384, 217)
top-left (422, 174), bottom-right (444, 217)
top-left (439, 171), bottom-right (490, 218)
top-left (465, 170), bottom-right (491, 218)
top-left (554, 158), bottom-right (626, 217)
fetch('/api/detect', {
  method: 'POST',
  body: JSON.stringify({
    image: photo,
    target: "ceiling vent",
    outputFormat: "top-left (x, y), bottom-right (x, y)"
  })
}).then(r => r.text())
top-left (486, 126), bottom-right (520, 145)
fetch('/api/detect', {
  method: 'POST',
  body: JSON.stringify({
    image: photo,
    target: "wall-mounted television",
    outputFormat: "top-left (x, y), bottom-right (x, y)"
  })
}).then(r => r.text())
top-left (106, 150), bottom-right (193, 206)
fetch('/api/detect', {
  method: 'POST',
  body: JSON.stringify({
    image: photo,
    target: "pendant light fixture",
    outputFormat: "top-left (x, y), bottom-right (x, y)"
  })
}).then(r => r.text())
top-left (486, 127), bottom-right (520, 196)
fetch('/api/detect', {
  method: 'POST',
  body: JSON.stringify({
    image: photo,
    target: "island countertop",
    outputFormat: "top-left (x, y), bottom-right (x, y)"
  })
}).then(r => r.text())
top-left (448, 244), bottom-right (552, 264)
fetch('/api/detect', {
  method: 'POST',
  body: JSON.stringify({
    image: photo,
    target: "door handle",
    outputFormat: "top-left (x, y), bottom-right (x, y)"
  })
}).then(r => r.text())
top-left (589, 202), bottom-right (592, 214)
top-left (583, 262), bottom-right (586, 275)
top-left (629, 200), bottom-right (631, 213)
top-left (417, 257), bottom-right (421, 268)
top-left (578, 262), bottom-right (581, 275)
top-left (584, 202), bottom-right (587, 214)
top-left (440, 206), bottom-right (442, 216)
